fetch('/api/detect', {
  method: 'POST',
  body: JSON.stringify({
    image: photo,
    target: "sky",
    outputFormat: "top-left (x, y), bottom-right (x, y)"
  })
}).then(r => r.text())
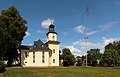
top-left (0, 0), bottom-right (120, 56)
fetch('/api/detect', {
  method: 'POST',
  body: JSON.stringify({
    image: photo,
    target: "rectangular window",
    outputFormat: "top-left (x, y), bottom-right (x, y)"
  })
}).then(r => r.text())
top-left (25, 52), bottom-right (27, 58)
top-left (42, 51), bottom-right (45, 63)
top-left (53, 49), bottom-right (55, 53)
top-left (53, 59), bottom-right (55, 63)
top-left (53, 36), bottom-right (54, 41)
top-left (33, 51), bottom-right (35, 63)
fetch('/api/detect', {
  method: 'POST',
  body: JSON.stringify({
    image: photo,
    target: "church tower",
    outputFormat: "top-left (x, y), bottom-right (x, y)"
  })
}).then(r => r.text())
top-left (46, 24), bottom-right (60, 66)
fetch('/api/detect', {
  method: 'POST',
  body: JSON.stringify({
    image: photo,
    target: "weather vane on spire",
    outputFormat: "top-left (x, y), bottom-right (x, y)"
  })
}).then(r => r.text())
top-left (50, 18), bottom-right (54, 25)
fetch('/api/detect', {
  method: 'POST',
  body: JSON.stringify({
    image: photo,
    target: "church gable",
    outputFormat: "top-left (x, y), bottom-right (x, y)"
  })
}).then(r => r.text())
top-left (21, 39), bottom-right (51, 52)
top-left (34, 39), bottom-right (43, 48)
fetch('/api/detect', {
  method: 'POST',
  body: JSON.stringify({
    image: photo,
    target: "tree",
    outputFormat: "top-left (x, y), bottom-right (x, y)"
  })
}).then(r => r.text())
top-left (62, 48), bottom-right (75, 66)
top-left (59, 50), bottom-right (62, 66)
top-left (0, 6), bottom-right (27, 66)
top-left (59, 50), bottom-right (62, 60)
top-left (101, 41), bottom-right (120, 66)
top-left (0, 60), bottom-right (6, 72)
top-left (81, 55), bottom-right (86, 65)
top-left (87, 48), bottom-right (101, 66)
top-left (76, 56), bottom-right (82, 66)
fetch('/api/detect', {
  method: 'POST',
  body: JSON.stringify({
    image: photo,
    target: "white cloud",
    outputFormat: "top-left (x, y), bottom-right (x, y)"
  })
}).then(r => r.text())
top-left (73, 37), bottom-right (120, 52)
top-left (25, 32), bottom-right (31, 37)
top-left (74, 21), bottom-right (119, 35)
top-left (41, 18), bottom-right (54, 28)
top-left (73, 39), bottom-right (96, 47)
top-left (64, 45), bottom-right (82, 56)
top-left (86, 30), bottom-right (99, 35)
top-left (100, 21), bottom-right (119, 31)
top-left (62, 37), bottom-right (120, 56)
top-left (74, 24), bottom-right (86, 34)
top-left (102, 37), bottom-right (120, 46)
top-left (36, 30), bottom-right (45, 33)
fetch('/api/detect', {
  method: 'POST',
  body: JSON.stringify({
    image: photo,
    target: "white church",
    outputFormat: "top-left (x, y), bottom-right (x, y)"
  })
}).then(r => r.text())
top-left (20, 24), bottom-right (60, 67)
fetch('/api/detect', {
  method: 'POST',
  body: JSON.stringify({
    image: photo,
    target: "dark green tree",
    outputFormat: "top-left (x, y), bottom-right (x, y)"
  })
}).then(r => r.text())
top-left (59, 50), bottom-right (62, 66)
top-left (62, 48), bottom-right (75, 66)
top-left (59, 50), bottom-right (62, 60)
top-left (0, 6), bottom-right (27, 66)
top-left (87, 48), bottom-right (101, 66)
top-left (81, 55), bottom-right (86, 65)
top-left (76, 56), bottom-right (82, 66)
top-left (101, 41), bottom-right (120, 66)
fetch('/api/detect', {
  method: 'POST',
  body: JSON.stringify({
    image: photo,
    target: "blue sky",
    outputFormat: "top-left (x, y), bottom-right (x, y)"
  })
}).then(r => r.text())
top-left (0, 0), bottom-right (120, 56)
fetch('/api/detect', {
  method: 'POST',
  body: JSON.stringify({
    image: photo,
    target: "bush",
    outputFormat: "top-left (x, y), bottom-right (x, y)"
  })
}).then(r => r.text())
top-left (76, 60), bottom-right (82, 66)
top-left (63, 61), bottom-right (69, 67)
top-left (0, 60), bottom-right (6, 72)
top-left (92, 61), bottom-right (97, 66)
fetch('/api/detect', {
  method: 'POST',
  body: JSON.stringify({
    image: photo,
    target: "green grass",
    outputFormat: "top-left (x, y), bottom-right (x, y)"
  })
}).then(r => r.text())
top-left (0, 67), bottom-right (120, 77)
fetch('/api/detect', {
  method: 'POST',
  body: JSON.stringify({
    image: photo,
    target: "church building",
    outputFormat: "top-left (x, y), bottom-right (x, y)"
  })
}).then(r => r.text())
top-left (20, 24), bottom-right (60, 67)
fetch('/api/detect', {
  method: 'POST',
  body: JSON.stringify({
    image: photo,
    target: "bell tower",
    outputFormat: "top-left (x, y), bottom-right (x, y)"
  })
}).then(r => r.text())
top-left (46, 24), bottom-right (57, 42)
top-left (46, 24), bottom-right (60, 66)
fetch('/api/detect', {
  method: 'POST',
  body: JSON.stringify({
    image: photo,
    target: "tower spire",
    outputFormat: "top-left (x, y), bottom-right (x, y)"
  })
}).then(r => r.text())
top-left (50, 18), bottom-right (54, 25)
top-left (51, 21), bottom-right (53, 25)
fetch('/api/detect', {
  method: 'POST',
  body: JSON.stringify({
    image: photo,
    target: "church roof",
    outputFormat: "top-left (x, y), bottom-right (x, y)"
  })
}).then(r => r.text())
top-left (29, 46), bottom-right (51, 51)
top-left (49, 24), bottom-right (54, 28)
top-left (20, 39), bottom-right (51, 52)
top-left (46, 41), bottom-right (60, 44)
top-left (20, 45), bottom-right (32, 50)
top-left (46, 24), bottom-right (57, 35)
top-left (46, 32), bottom-right (57, 36)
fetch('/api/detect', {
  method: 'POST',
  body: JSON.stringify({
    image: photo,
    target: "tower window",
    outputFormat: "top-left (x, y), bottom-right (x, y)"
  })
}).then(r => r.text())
top-left (49, 28), bottom-right (53, 32)
top-left (53, 36), bottom-right (54, 41)
top-left (42, 44), bottom-right (44, 47)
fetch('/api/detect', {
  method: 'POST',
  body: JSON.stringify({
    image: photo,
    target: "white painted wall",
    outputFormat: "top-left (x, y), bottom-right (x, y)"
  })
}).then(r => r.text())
top-left (46, 33), bottom-right (57, 42)
top-left (48, 44), bottom-right (59, 66)
top-left (21, 50), bottom-right (50, 67)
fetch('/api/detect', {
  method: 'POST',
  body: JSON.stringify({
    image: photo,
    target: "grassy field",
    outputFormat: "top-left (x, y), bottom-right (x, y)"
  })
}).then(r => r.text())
top-left (0, 67), bottom-right (120, 77)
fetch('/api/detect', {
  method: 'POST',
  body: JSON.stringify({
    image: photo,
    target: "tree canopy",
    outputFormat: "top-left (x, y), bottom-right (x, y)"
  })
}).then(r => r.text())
top-left (0, 6), bottom-right (27, 66)
top-left (101, 41), bottom-right (120, 66)
top-left (87, 48), bottom-right (101, 66)
top-left (62, 48), bottom-right (75, 66)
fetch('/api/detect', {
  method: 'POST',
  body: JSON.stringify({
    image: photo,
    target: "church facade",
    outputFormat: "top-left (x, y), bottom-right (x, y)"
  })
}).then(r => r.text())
top-left (20, 24), bottom-right (60, 67)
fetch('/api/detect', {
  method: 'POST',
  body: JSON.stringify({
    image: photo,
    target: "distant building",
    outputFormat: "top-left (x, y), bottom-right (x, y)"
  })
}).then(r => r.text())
top-left (20, 24), bottom-right (60, 67)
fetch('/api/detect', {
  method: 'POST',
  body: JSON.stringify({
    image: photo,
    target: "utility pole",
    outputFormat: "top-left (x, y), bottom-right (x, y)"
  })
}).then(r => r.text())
top-left (84, 6), bottom-right (89, 67)
top-left (84, 35), bottom-right (88, 67)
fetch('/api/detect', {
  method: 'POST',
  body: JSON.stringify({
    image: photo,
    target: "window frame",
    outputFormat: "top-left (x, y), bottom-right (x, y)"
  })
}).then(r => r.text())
top-left (53, 59), bottom-right (55, 63)
top-left (33, 51), bottom-right (35, 63)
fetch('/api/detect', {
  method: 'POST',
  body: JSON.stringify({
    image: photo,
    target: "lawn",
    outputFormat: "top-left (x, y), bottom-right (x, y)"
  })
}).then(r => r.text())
top-left (0, 67), bottom-right (120, 77)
